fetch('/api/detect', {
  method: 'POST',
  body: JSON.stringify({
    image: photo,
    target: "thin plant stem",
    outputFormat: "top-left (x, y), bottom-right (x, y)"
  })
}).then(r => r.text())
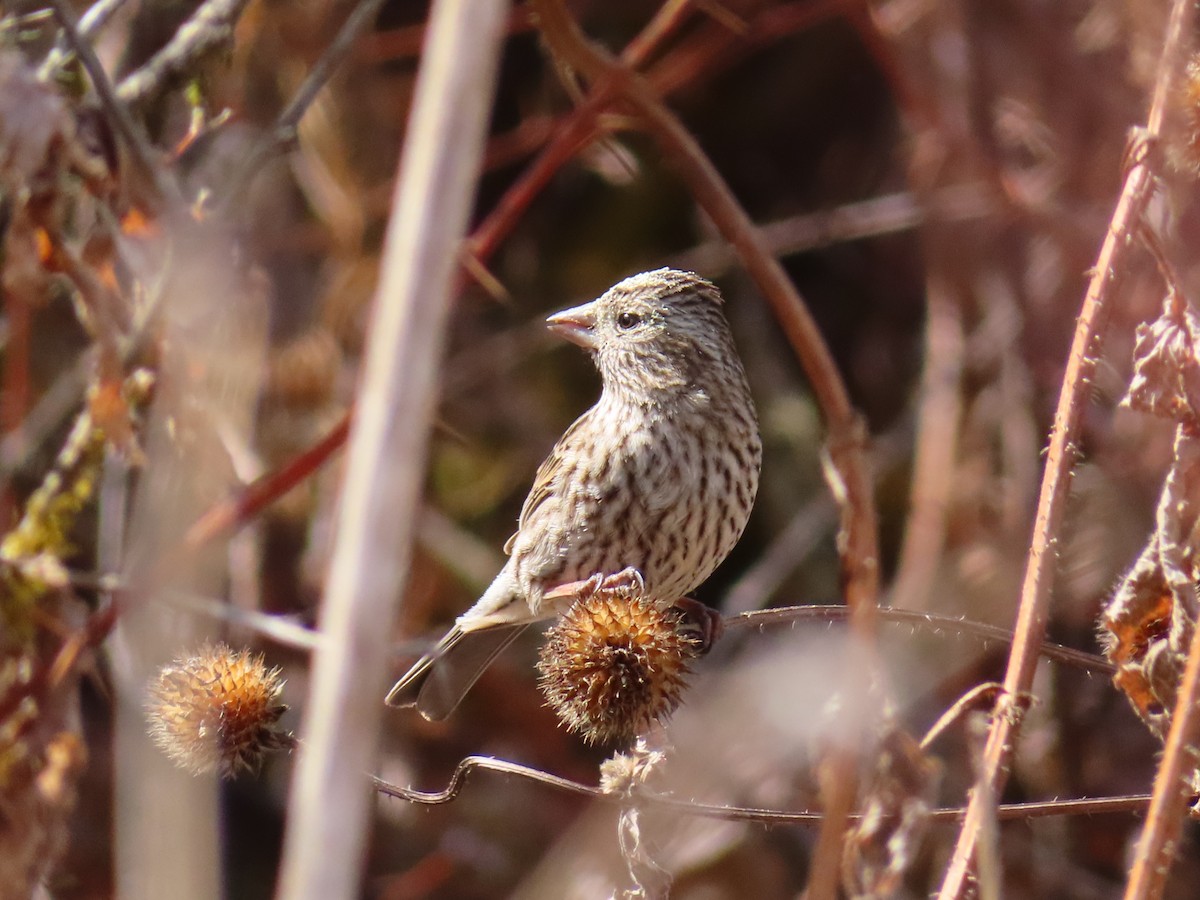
top-left (371, 756), bottom-right (1152, 825)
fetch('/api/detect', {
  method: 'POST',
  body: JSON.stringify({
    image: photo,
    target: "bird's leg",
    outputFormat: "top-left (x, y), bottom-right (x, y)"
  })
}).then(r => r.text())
top-left (672, 597), bottom-right (724, 656)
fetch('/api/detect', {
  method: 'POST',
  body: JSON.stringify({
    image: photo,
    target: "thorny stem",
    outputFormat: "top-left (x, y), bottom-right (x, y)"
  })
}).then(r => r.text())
top-left (936, 0), bottom-right (1197, 896)
top-left (728, 606), bottom-right (1114, 675)
top-left (530, 4), bottom-right (880, 897)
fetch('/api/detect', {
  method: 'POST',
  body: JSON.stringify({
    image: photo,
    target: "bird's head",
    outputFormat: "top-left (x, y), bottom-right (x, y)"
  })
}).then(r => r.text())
top-left (546, 268), bottom-right (740, 399)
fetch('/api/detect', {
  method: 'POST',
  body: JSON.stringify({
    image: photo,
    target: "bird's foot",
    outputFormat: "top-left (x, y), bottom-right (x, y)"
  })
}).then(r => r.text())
top-left (543, 567), bottom-right (646, 604)
top-left (599, 566), bottom-right (645, 595)
top-left (671, 596), bottom-right (724, 656)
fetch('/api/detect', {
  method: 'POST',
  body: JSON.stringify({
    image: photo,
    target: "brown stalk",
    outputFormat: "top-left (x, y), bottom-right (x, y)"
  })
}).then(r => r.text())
top-left (529, 3), bottom-right (880, 896)
top-left (935, 0), bottom-right (1197, 895)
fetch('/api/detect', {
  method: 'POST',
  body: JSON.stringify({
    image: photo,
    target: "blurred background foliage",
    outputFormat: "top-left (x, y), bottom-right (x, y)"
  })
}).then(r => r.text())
top-left (4, 0), bottom-right (1199, 896)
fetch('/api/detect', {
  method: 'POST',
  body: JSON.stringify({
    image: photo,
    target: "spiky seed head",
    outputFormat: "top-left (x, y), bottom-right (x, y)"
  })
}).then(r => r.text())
top-left (145, 643), bottom-right (294, 778)
top-left (537, 580), bottom-right (700, 745)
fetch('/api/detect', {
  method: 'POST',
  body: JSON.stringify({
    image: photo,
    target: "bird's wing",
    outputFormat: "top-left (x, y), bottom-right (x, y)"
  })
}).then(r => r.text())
top-left (503, 409), bottom-right (592, 555)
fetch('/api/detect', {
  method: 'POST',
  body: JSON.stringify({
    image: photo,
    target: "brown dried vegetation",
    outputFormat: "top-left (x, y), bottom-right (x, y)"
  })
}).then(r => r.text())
top-left (5, 0), bottom-right (1200, 898)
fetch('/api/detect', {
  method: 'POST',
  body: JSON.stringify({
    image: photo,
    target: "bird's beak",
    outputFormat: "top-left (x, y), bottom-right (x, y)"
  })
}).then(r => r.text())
top-left (546, 301), bottom-right (600, 350)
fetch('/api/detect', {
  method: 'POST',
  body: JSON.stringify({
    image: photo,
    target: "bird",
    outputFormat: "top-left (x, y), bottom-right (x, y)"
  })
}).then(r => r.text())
top-left (386, 268), bottom-right (762, 719)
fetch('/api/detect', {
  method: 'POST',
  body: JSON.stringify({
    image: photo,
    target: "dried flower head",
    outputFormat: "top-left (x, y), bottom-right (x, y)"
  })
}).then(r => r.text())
top-left (537, 579), bottom-right (701, 745)
top-left (145, 644), bottom-right (294, 778)
top-left (599, 738), bottom-right (667, 796)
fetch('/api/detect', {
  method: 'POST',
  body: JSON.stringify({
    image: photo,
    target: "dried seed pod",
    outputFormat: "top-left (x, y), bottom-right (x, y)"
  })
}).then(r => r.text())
top-left (537, 578), bottom-right (702, 745)
top-left (145, 644), bottom-right (294, 778)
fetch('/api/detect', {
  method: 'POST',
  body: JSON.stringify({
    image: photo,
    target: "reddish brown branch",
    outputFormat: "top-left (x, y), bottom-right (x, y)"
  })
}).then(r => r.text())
top-left (181, 411), bottom-right (350, 550)
top-left (935, 0), bottom-right (1198, 895)
top-left (467, 0), bottom-right (706, 267)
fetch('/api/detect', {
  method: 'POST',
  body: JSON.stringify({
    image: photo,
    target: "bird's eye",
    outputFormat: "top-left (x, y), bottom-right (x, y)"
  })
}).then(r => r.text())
top-left (616, 311), bottom-right (642, 330)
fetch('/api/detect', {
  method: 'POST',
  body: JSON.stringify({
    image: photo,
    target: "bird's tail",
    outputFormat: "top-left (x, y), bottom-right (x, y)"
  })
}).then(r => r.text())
top-left (385, 623), bottom-right (528, 720)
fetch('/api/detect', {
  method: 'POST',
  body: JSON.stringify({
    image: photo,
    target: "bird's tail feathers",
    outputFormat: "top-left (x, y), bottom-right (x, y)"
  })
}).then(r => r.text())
top-left (384, 625), bottom-right (463, 709)
top-left (385, 623), bottom-right (529, 721)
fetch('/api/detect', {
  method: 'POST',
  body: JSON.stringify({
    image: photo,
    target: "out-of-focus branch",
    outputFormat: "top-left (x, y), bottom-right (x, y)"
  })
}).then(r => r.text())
top-left (38, 0), bottom-right (132, 75)
top-left (115, 0), bottom-right (253, 111)
top-left (217, 0), bottom-right (393, 213)
top-left (889, 274), bottom-right (964, 612)
top-left (45, 0), bottom-right (181, 210)
top-left (466, 0), bottom-right (709, 267)
top-left (669, 182), bottom-right (994, 275)
top-left (936, 0), bottom-right (1198, 896)
top-left (275, 1), bottom-right (510, 897)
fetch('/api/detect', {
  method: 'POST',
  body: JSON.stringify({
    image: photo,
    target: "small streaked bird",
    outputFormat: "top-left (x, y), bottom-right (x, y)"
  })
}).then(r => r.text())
top-left (386, 268), bottom-right (762, 719)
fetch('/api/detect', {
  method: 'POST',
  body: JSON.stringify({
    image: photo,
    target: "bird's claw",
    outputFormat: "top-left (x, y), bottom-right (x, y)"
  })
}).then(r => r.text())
top-left (600, 566), bottom-right (645, 595)
top-left (543, 567), bottom-right (647, 603)
top-left (671, 596), bottom-right (724, 656)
